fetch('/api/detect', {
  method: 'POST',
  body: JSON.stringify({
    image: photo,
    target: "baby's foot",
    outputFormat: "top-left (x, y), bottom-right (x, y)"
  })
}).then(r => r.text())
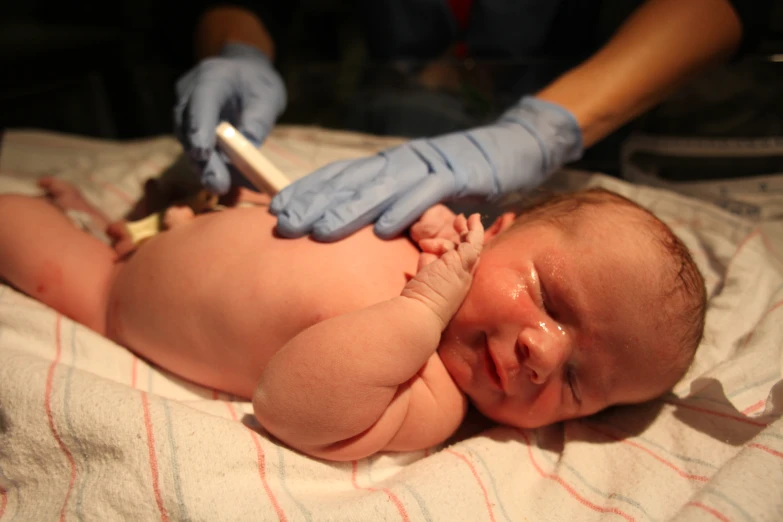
top-left (162, 205), bottom-right (196, 229)
top-left (402, 213), bottom-right (483, 329)
top-left (38, 177), bottom-right (112, 231)
top-left (107, 221), bottom-right (138, 258)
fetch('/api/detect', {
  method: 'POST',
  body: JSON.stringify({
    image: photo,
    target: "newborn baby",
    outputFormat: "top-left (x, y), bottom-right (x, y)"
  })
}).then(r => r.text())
top-left (0, 180), bottom-right (705, 461)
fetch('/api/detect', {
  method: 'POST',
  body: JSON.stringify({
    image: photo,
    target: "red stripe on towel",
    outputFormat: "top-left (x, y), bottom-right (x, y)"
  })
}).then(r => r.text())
top-left (518, 430), bottom-right (636, 521)
top-left (742, 300), bottom-right (783, 348)
top-left (686, 501), bottom-right (730, 522)
top-left (586, 424), bottom-right (709, 482)
top-left (444, 450), bottom-right (496, 522)
top-left (760, 230), bottom-right (781, 264)
top-left (741, 400), bottom-right (766, 415)
top-left (0, 485), bottom-right (7, 519)
top-left (141, 392), bottom-right (170, 521)
top-left (748, 443), bottom-right (783, 459)
top-left (45, 314), bottom-right (77, 522)
top-left (224, 402), bottom-right (288, 522)
top-left (349, 461), bottom-right (410, 522)
top-left (732, 230), bottom-right (760, 259)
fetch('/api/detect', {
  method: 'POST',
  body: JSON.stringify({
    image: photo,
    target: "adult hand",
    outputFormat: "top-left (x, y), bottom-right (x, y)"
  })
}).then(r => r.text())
top-left (271, 97), bottom-right (582, 241)
top-left (174, 43), bottom-right (286, 194)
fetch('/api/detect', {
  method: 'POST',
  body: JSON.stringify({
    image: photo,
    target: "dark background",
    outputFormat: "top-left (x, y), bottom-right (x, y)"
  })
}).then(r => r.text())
top-left (2, 0), bottom-right (782, 177)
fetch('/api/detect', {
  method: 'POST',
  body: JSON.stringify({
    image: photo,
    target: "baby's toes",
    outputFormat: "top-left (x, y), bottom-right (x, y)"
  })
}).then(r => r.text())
top-left (107, 221), bottom-right (131, 242)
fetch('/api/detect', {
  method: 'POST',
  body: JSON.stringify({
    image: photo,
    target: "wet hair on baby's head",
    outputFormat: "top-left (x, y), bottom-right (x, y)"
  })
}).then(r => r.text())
top-left (510, 187), bottom-right (707, 390)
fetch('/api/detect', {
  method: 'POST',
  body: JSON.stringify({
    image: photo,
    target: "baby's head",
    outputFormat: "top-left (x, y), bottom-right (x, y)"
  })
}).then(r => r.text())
top-left (438, 188), bottom-right (706, 428)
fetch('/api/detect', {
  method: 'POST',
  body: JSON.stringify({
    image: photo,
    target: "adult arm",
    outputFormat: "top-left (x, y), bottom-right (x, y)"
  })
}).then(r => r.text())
top-left (194, 5), bottom-right (276, 60)
top-left (270, 0), bottom-right (751, 242)
top-left (537, 0), bottom-right (744, 147)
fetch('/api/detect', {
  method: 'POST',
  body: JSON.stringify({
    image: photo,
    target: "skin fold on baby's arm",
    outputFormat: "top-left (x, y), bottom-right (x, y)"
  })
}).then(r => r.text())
top-left (252, 214), bottom-right (484, 461)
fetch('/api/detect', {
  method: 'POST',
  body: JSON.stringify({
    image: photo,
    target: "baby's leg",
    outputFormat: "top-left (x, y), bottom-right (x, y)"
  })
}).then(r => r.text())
top-left (0, 194), bottom-right (119, 335)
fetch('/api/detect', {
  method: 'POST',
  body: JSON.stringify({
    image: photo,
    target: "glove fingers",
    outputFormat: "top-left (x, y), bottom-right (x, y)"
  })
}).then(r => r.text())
top-left (200, 151), bottom-right (232, 195)
top-left (375, 173), bottom-right (454, 238)
top-left (275, 144), bottom-right (436, 240)
top-left (187, 78), bottom-right (236, 157)
top-left (275, 187), bottom-right (357, 238)
top-left (173, 69), bottom-right (198, 148)
top-left (237, 83), bottom-right (285, 146)
top-left (310, 172), bottom-right (411, 241)
top-left (273, 159), bottom-right (373, 237)
top-left (308, 146), bottom-right (436, 241)
top-left (270, 158), bottom-right (357, 213)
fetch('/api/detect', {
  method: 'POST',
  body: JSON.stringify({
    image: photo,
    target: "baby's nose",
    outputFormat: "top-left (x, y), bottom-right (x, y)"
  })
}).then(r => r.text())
top-left (518, 323), bottom-right (571, 384)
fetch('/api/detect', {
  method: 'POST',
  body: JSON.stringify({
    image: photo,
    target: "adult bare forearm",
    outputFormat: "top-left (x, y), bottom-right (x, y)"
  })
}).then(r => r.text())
top-left (195, 6), bottom-right (276, 59)
top-left (537, 0), bottom-right (742, 147)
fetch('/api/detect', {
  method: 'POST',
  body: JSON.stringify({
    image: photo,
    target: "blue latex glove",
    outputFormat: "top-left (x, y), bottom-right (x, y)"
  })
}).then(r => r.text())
top-left (271, 97), bottom-right (583, 241)
top-left (174, 43), bottom-right (286, 194)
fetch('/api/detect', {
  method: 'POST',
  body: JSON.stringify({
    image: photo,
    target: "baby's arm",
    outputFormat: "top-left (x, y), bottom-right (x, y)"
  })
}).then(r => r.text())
top-left (253, 214), bottom-right (483, 461)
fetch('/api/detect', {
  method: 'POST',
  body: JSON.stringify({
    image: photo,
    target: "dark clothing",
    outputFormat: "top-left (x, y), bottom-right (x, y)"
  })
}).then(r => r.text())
top-left (197, 0), bottom-right (773, 63)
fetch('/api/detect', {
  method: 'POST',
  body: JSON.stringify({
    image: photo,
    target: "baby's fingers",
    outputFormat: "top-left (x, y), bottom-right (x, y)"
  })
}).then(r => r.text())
top-left (410, 204), bottom-right (459, 243)
top-left (453, 213), bottom-right (468, 237)
top-left (419, 237), bottom-right (456, 256)
top-left (465, 213), bottom-right (484, 249)
top-left (453, 213), bottom-right (483, 273)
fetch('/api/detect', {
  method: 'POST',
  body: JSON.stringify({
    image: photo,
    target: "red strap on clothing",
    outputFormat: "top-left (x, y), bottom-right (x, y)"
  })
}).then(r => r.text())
top-left (447, 0), bottom-right (474, 58)
top-left (447, 0), bottom-right (473, 30)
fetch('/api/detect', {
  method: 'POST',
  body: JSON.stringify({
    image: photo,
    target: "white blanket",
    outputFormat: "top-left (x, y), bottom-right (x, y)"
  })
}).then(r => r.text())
top-left (0, 127), bottom-right (781, 522)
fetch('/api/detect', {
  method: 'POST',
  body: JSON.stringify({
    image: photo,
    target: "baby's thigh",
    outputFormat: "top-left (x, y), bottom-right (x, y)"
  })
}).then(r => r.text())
top-left (0, 195), bottom-right (119, 334)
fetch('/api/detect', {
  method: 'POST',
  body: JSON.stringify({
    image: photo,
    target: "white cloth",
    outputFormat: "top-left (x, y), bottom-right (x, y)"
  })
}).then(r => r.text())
top-left (0, 127), bottom-right (781, 521)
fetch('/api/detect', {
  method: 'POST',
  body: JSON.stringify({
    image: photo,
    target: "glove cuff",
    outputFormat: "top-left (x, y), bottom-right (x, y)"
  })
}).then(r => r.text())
top-left (220, 42), bottom-right (272, 63)
top-left (498, 96), bottom-right (584, 173)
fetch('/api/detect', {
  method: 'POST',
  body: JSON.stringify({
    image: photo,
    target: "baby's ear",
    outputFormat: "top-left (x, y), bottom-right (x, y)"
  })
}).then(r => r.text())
top-left (484, 212), bottom-right (516, 243)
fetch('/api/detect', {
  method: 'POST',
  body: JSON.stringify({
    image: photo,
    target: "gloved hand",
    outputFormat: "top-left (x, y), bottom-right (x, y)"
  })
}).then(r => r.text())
top-left (174, 43), bottom-right (287, 195)
top-left (271, 97), bottom-right (582, 241)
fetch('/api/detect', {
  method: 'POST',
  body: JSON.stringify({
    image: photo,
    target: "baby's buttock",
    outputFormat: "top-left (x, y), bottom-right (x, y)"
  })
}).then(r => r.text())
top-left (106, 207), bottom-right (419, 397)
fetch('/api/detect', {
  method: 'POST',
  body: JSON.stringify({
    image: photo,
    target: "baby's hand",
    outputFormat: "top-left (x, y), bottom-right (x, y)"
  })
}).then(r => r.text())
top-left (410, 205), bottom-right (459, 243)
top-left (411, 205), bottom-right (460, 271)
top-left (402, 213), bottom-right (483, 329)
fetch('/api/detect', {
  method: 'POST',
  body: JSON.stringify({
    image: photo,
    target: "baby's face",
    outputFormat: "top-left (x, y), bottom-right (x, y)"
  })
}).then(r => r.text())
top-left (438, 208), bottom-right (679, 428)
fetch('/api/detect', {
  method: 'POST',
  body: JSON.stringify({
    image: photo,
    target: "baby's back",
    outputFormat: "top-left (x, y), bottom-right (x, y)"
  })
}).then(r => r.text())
top-left (106, 207), bottom-right (420, 396)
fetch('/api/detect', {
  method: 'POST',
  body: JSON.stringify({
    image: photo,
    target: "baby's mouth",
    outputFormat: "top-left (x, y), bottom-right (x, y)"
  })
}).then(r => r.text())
top-left (482, 335), bottom-right (504, 391)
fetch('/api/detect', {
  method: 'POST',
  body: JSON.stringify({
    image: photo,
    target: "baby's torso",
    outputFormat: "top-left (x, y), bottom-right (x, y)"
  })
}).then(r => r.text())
top-left (107, 207), bottom-right (420, 396)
